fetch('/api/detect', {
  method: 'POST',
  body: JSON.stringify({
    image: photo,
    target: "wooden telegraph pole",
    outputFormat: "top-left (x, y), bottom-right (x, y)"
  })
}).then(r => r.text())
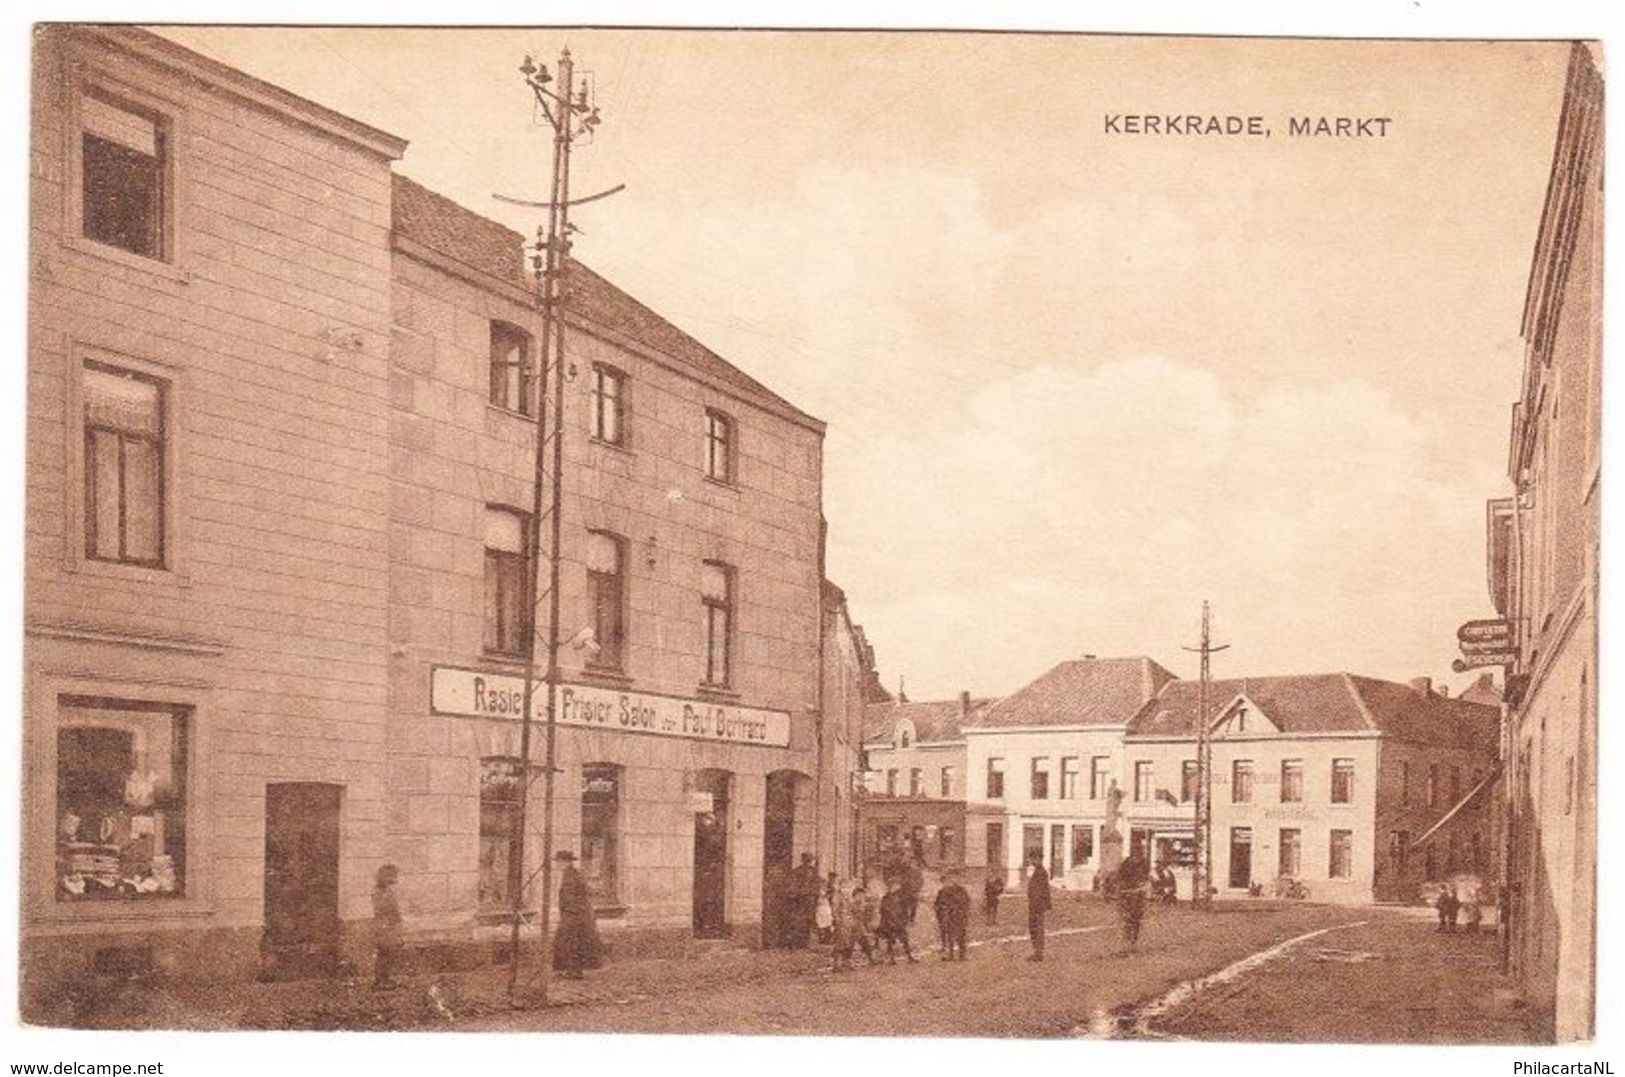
top-left (1183, 601), bottom-right (1228, 911)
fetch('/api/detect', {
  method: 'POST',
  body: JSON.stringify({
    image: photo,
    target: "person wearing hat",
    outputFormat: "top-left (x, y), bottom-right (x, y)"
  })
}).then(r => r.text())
top-left (552, 850), bottom-right (602, 979)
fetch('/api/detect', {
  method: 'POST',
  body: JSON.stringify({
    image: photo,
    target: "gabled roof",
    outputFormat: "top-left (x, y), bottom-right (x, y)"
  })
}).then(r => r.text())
top-left (390, 174), bottom-right (821, 430)
top-left (1128, 672), bottom-right (1498, 751)
top-left (970, 657), bottom-right (1176, 730)
top-left (863, 698), bottom-right (996, 746)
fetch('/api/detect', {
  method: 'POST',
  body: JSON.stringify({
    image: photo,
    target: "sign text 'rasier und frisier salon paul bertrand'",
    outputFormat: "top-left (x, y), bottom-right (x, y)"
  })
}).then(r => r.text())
top-left (429, 666), bottom-right (790, 747)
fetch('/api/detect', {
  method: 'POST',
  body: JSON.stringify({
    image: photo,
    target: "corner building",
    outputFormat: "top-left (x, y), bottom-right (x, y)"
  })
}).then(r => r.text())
top-left (23, 26), bottom-right (837, 1011)
top-left (387, 177), bottom-right (829, 949)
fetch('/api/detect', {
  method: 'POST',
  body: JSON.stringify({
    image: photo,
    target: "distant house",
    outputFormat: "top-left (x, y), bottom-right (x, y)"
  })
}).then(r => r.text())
top-left (1125, 674), bottom-right (1499, 904)
top-left (858, 693), bottom-right (994, 874)
top-left (963, 657), bottom-right (1175, 890)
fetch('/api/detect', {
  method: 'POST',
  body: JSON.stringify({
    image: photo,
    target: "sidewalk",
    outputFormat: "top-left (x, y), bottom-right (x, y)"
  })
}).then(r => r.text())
top-left (1145, 908), bottom-right (1539, 1043)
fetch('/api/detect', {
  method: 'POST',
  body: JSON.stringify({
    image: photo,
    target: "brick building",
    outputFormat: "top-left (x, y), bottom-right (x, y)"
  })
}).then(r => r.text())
top-left (1125, 674), bottom-right (1499, 904)
top-left (1483, 42), bottom-right (1601, 1043)
top-left (23, 26), bottom-right (854, 1009)
top-left (857, 693), bottom-right (994, 875)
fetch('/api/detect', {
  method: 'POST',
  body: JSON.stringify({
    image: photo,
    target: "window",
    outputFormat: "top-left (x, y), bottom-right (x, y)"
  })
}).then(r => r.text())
top-left (1133, 761), bottom-right (1153, 802)
top-left (56, 698), bottom-right (189, 902)
top-left (478, 757), bottom-right (522, 912)
top-left (885, 770), bottom-right (898, 797)
top-left (704, 410), bottom-right (734, 483)
top-left (84, 362), bottom-right (166, 567)
top-left (581, 764), bottom-right (621, 907)
top-left (939, 767), bottom-right (954, 798)
top-left (1278, 828), bottom-right (1302, 878)
top-left (899, 726), bottom-right (911, 748)
top-left (986, 757), bottom-right (1005, 800)
top-left (80, 90), bottom-right (168, 261)
top-left (1331, 759), bottom-right (1355, 804)
top-left (590, 364), bottom-right (626, 445)
top-left (1427, 763), bottom-right (1441, 807)
top-left (1181, 759), bottom-right (1200, 803)
top-left (483, 508), bottom-right (530, 656)
top-left (700, 561), bottom-right (733, 687)
top-left (1280, 760), bottom-right (1304, 803)
top-left (1060, 756), bottom-right (1080, 799)
top-left (1232, 760), bottom-right (1253, 804)
top-left (1090, 756), bottom-right (1110, 800)
top-left (986, 822), bottom-right (1006, 868)
top-left (586, 531), bottom-right (627, 671)
top-left (1329, 829), bottom-right (1353, 879)
top-left (1022, 825), bottom-right (1044, 870)
top-left (909, 768), bottom-right (923, 797)
top-left (1030, 758), bottom-right (1050, 800)
top-left (938, 827), bottom-right (956, 862)
top-left (1400, 761), bottom-right (1410, 806)
top-left (1390, 830), bottom-right (1410, 873)
top-left (1071, 825), bottom-right (1095, 865)
top-left (488, 321), bottom-right (534, 415)
top-left (1450, 765), bottom-right (1462, 805)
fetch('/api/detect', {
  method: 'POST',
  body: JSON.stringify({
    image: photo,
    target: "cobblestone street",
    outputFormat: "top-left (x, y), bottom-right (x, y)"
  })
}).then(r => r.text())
top-left (40, 896), bottom-right (1538, 1043)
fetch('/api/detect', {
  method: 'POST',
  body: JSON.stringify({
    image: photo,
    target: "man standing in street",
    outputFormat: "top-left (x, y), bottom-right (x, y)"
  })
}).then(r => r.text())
top-left (1025, 852), bottom-right (1051, 961)
top-left (1115, 840), bottom-right (1151, 953)
top-left (789, 852), bottom-right (821, 949)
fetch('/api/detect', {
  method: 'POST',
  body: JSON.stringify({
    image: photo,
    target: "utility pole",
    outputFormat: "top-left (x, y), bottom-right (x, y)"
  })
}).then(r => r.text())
top-left (505, 46), bottom-right (603, 1003)
top-left (1183, 601), bottom-right (1228, 911)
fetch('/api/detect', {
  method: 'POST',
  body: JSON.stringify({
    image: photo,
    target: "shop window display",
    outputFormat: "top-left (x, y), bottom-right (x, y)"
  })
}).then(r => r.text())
top-left (56, 698), bottom-right (188, 901)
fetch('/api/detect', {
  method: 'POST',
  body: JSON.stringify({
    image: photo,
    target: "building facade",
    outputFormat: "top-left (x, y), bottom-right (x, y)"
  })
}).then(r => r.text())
top-left (1484, 41), bottom-right (1601, 1043)
top-left (24, 26), bottom-right (847, 1010)
top-left (1127, 675), bottom-right (1499, 905)
top-left (857, 694), bottom-right (992, 875)
top-left (962, 658), bottom-right (1175, 890)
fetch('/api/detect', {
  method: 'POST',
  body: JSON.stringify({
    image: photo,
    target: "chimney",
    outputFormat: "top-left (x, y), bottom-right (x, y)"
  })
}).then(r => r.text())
top-left (1435, 685), bottom-right (1450, 699)
top-left (1083, 654), bottom-right (1097, 660)
top-left (959, 690), bottom-right (971, 718)
top-left (1409, 676), bottom-right (1433, 697)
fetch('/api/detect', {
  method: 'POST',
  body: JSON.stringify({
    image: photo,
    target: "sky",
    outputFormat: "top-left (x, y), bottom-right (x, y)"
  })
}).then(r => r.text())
top-left (149, 25), bottom-right (1574, 702)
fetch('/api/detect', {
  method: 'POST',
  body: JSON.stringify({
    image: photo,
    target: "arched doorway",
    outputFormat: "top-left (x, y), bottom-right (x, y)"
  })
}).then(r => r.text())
top-left (692, 769), bottom-right (732, 938)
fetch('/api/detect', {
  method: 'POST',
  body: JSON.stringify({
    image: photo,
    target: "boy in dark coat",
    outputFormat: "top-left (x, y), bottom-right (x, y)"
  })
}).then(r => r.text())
top-left (982, 870), bottom-right (1004, 924)
top-left (933, 875), bottom-right (971, 960)
top-left (877, 880), bottom-right (917, 964)
top-left (371, 863), bottom-right (404, 990)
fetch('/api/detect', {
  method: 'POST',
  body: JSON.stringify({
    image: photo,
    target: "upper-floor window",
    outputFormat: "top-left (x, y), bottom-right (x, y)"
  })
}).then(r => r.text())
top-left (939, 766), bottom-right (954, 798)
top-left (1089, 756), bottom-right (1110, 800)
top-left (700, 560), bottom-right (733, 688)
top-left (1181, 759), bottom-right (1199, 802)
top-left (986, 757), bottom-right (1005, 800)
top-left (1231, 759), bottom-right (1253, 804)
top-left (489, 321), bottom-right (534, 415)
top-left (84, 362), bottom-right (166, 567)
top-left (484, 507), bottom-right (530, 657)
top-left (1331, 759), bottom-right (1355, 804)
top-left (909, 768), bottom-right (923, 797)
top-left (80, 90), bottom-right (169, 262)
top-left (885, 769), bottom-right (898, 797)
top-left (1280, 759), bottom-right (1304, 803)
top-left (1427, 763), bottom-right (1441, 808)
top-left (1030, 758), bottom-right (1050, 800)
top-left (898, 726), bottom-right (912, 748)
top-left (1060, 757), bottom-right (1080, 800)
top-left (586, 531), bottom-right (627, 671)
top-left (1133, 761), bottom-right (1153, 803)
top-left (1400, 761), bottom-right (1410, 806)
top-left (590, 364), bottom-right (626, 445)
top-left (704, 409), bottom-right (734, 483)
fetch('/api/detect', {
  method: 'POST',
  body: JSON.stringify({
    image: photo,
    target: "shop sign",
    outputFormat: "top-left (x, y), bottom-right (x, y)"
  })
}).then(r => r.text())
top-left (430, 666), bottom-right (791, 747)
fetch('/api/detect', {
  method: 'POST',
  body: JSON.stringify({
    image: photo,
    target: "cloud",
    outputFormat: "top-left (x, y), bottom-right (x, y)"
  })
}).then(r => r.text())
top-left (827, 356), bottom-right (1500, 697)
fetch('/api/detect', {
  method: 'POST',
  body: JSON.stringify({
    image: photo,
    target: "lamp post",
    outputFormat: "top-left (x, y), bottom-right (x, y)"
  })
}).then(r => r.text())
top-left (504, 47), bottom-right (602, 1003)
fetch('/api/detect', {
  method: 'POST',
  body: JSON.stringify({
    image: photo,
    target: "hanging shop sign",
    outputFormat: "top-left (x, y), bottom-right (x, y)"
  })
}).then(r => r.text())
top-left (430, 666), bottom-right (791, 747)
top-left (1453, 618), bottom-right (1515, 672)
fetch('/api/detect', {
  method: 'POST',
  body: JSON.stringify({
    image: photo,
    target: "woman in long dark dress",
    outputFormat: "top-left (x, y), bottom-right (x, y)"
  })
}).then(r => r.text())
top-left (552, 850), bottom-right (602, 979)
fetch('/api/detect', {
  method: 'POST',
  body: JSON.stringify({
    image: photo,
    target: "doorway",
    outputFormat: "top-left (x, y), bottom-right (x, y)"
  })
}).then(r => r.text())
top-left (1229, 826), bottom-right (1253, 891)
top-left (262, 782), bottom-right (343, 981)
top-left (693, 769), bottom-right (731, 938)
top-left (762, 770), bottom-right (799, 947)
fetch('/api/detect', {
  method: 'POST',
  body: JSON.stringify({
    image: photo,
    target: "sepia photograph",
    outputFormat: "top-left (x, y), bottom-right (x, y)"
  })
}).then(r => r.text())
top-left (10, 7), bottom-right (1609, 1063)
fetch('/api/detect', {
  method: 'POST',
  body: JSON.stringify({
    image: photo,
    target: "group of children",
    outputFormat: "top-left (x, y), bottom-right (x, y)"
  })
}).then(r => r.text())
top-left (822, 872), bottom-right (974, 970)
